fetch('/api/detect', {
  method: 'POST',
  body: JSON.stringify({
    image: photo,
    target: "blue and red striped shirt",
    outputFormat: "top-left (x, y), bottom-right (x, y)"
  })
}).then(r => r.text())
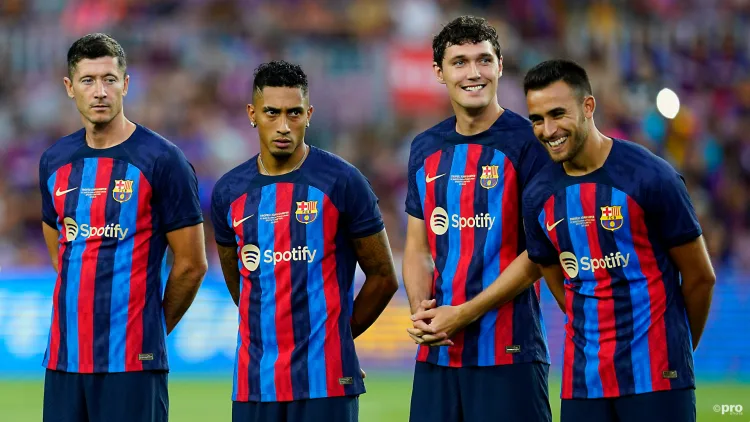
top-left (39, 125), bottom-right (203, 373)
top-left (211, 146), bottom-right (384, 402)
top-left (523, 138), bottom-right (701, 399)
top-left (405, 110), bottom-right (551, 367)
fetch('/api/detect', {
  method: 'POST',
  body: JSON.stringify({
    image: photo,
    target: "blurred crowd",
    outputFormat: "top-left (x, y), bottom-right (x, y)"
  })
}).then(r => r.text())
top-left (0, 0), bottom-right (749, 273)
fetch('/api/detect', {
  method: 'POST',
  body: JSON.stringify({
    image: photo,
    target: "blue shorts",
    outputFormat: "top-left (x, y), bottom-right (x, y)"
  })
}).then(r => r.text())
top-left (232, 396), bottom-right (359, 422)
top-left (409, 361), bottom-right (552, 422)
top-left (561, 388), bottom-right (696, 422)
top-left (43, 369), bottom-right (168, 422)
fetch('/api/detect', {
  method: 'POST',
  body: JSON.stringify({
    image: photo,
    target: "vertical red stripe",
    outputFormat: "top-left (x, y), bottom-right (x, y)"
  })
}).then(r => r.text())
top-left (495, 157), bottom-right (518, 365)
top-left (447, 146), bottom-right (482, 366)
top-left (125, 174), bottom-right (152, 371)
top-left (580, 184), bottom-right (619, 396)
top-left (321, 195), bottom-right (345, 396)
top-left (77, 158), bottom-right (113, 373)
top-left (273, 184), bottom-right (294, 401)
top-left (544, 196), bottom-right (575, 398)
top-left (626, 197), bottom-right (671, 391)
top-left (417, 152), bottom-right (441, 362)
top-left (231, 194), bottom-right (251, 401)
top-left (48, 164), bottom-right (73, 370)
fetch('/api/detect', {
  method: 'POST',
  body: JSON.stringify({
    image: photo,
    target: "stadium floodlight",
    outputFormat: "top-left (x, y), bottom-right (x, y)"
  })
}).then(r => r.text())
top-left (656, 88), bottom-right (680, 119)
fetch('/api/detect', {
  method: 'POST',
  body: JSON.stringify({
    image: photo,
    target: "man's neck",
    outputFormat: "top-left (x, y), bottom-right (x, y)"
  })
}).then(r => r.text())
top-left (259, 143), bottom-right (308, 176)
top-left (454, 101), bottom-right (504, 136)
top-left (84, 113), bottom-right (135, 149)
top-left (563, 130), bottom-right (613, 176)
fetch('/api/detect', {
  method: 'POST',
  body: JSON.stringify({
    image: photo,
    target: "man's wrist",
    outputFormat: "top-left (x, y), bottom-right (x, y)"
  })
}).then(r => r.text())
top-left (456, 302), bottom-right (476, 326)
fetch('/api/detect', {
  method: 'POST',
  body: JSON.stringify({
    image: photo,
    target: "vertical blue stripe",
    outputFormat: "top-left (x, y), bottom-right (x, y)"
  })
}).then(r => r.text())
top-left (231, 207), bottom-right (243, 400)
top-left (416, 167), bottom-right (426, 211)
top-left (437, 144), bottom-right (468, 365)
top-left (612, 188), bottom-right (652, 393)
top-left (565, 184), bottom-right (603, 397)
top-left (305, 186), bottom-right (327, 398)
top-left (478, 151), bottom-right (506, 365)
top-left (414, 162), bottom-right (427, 363)
top-left (108, 165), bottom-right (140, 372)
top-left (159, 253), bottom-right (169, 335)
top-left (536, 206), bottom-right (553, 364)
top-left (43, 171), bottom-right (58, 368)
top-left (257, 185), bottom-right (278, 401)
top-left (65, 158), bottom-right (100, 372)
top-left (47, 174), bottom-right (61, 231)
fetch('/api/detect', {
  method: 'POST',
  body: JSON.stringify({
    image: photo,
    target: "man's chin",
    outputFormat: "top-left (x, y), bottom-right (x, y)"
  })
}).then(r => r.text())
top-left (270, 149), bottom-right (295, 159)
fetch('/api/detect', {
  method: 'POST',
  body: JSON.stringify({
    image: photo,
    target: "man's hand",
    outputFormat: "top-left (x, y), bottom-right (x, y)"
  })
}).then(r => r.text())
top-left (407, 299), bottom-right (444, 345)
top-left (410, 303), bottom-right (471, 347)
top-left (406, 299), bottom-right (461, 347)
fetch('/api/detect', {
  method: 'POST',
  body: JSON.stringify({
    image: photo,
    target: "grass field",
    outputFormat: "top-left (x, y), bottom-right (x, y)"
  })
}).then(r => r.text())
top-left (1, 375), bottom-right (747, 421)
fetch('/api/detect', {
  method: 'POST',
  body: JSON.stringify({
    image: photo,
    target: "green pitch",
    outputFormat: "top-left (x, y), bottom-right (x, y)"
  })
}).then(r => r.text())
top-left (0, 375), bottom-right (747, 421)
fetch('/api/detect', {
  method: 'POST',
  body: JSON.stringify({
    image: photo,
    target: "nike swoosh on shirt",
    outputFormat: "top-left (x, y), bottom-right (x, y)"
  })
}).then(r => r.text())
top-left (546, 218), bottom-right (565, 231)
top-left (425, 174), bottom-right (445, 183)
top-left (55, 187), bottom-right (78, 197)
top-left (233, 215), bottom-right (254, 227)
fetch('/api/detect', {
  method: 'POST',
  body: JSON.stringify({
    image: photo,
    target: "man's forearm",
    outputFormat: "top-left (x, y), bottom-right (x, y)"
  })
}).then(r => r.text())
top-left (682, 281), bottom-right (714, 350)
top-left (459, 252), bottom-right (541, 324)
top-left (351, 274), bottom-right (398, 339)
top-left (403, 257), bottom-right (434, 314)
top-left (163, 262), bottom-right (207, 334)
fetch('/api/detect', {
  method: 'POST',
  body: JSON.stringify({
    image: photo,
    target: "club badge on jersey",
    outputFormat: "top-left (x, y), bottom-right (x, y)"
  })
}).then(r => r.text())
top-left (479, 165), bottom-right (499, 189)
top-left (113, 179), bottom-right (134, 203)
top-left (295, 200), bottom-right (318, 224)
top-left (600, 205), bottom-right (624, 231)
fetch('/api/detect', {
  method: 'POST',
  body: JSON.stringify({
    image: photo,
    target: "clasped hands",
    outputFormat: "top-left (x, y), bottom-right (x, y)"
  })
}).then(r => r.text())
top-left (407, 299), bottom-right (470, 347)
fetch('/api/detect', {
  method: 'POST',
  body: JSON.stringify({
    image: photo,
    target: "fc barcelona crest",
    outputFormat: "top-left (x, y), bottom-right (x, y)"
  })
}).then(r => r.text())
top-left (296, 200), bottom-right (318, 224)
top-left (113, 179), bottom-right (134, 203)
top-left (600, 206), bottom-right (623, 231)
top-left (479, 165), bottom-right (499, 189)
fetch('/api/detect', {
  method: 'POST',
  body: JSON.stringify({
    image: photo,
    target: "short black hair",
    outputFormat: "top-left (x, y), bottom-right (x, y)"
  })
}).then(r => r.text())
top-left (67, 33), bottom-right (127, 77)
top-left (433, 16), bottom-right (502, 67)
top-left (523, 59), bottom-right (593, 100)
top-left (252, 60), bottom-right (309, 98)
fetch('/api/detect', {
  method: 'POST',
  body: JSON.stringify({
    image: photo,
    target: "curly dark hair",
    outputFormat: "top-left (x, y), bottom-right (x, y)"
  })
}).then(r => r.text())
top-left (252, 60), bottom-right (309, 98)
top-left (523, 59), bottom-right (593, 101)
top-left (67, 33), bottom-right (127, 77)
top-left (433, 16), bottom-right (502, 68)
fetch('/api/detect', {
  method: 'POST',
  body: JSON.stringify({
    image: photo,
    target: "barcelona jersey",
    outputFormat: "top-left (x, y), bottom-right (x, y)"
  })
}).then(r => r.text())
top-left (39, 125), bottom-right (203, 373)
top-left (523, 138), bottom-right (701, 399)
top-left (211, 146), bottom-right (384, 402)
top-left (405, 110), bottom-right (551, 367)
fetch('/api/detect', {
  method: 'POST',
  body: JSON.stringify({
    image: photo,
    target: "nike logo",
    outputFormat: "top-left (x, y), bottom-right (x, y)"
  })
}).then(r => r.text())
top-left (425, 173), bottom-right (445, 183)
top-left (233, 215), bottom-right (254, 227)
top-left (55, 187), bottom-right (78, 197)
top-left (546, 218), bottom-right (565, 231)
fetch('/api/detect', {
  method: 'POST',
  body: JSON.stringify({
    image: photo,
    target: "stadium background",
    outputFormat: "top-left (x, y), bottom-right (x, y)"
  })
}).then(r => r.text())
top-left (0, 0), bottom-right (749, 420)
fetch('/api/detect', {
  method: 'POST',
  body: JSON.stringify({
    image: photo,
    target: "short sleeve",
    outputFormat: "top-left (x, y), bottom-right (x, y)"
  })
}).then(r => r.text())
top-left (522, 192), bottom-right (559, 266)
top-left (210, 180), bottom-right (237, 246)
top-left (344, 166), bottom-right (385, 238)
top-left (517, 137), bottom-right (550, 192)
top-left (647, 169), bottom-right (702, 248)
top-left (405, 139), bottom-right (424, 219)
top-left (152, 145), bottom-right (204, 233)
top-left (39, 153), bottom-right (58, 228)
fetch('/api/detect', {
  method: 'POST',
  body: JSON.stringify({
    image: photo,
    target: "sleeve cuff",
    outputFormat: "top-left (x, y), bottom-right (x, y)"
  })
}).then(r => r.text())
top-left (663, 228), bottom-right (702, 249)
top-left (405, 208), bottom-right (424, 220)
top-left (528, 252), bottom-right (559, 266)
top-left (162, 215), bottom-right (204, 234)
top-left (349, 221), bottom-right (386, 239)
